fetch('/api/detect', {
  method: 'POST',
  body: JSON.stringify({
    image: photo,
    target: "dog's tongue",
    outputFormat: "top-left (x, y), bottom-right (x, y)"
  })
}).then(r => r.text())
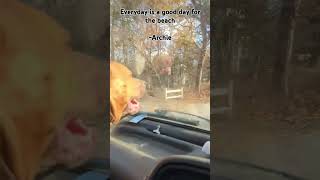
top-left (130, 99), bottom-right (138, 105)
top-left (66, 117), bottom-right (88, 136)
top-left (127, 98), bottom-right (140, 115)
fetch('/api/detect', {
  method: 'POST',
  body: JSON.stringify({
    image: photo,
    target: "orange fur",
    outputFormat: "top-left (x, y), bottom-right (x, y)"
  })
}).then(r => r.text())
top-left (0, 0), bottom-right (104, 179)
top-left (110, 61), bottom-right (145, 124)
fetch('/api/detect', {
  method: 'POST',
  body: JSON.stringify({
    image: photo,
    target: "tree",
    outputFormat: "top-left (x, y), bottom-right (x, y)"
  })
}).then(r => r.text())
top-left (191, 0), bottom-right (210, 94)
top-left (273, 0), bottom-right (302, 97)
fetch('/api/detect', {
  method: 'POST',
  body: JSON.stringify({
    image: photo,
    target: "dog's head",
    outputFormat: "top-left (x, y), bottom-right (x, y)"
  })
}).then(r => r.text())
top-left (0, 0), bottom-right (103, 179)
top-left (0, 0), bottom-right (75, 136)
top-left (110, 61), bottom-right (145, 124)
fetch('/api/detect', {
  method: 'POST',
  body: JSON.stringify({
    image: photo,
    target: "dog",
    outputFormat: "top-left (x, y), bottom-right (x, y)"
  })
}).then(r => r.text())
top-left (110, 61), bottom-right (145, 124)
top-left (0, 0), bottom-right (104, 179)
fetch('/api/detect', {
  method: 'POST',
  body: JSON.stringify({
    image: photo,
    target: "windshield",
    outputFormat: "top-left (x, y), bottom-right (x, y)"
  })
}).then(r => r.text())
top-left (110, 0), bottom-right (210, 131)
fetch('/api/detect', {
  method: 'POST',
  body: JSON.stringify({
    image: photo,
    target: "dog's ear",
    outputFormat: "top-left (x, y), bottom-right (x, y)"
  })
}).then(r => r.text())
top-left (110, 79), bottom-right (129, 124)
top-left (110, 97), bottom-right (126, 124)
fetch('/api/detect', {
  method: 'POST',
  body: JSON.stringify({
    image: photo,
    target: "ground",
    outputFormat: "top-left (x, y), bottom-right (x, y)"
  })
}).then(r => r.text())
top-left (214, 68), bottom-right (320, 180)
top-left (140, 84), bottom-right (210, 118)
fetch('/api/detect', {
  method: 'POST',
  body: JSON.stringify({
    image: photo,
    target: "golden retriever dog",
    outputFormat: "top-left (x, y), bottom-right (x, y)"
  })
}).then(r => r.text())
top-left (0, 0), bottom-right (105, 179)
top-left (110, 61), bottom-right (145, 124)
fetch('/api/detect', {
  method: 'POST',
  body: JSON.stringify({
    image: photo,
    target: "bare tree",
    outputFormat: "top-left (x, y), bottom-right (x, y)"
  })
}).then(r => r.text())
top-left (191, 0), bottom-right (210, 94)
top-left (273, 0), bottom-right (302, 97)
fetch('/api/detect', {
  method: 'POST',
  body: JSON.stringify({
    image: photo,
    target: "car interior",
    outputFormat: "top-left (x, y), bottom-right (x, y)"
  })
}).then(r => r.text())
top-left (12, 0), bottom-right (315, 179)
top-left (110, 113), bottom-right (211, 180)
top-left (36, 112), bottom-right (210, 180)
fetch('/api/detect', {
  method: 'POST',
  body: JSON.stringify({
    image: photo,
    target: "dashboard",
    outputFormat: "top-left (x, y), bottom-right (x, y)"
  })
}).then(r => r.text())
top-left (37, 112), bottom-right (302, 180)
top-left (110, 113), bottom-right (211, 180)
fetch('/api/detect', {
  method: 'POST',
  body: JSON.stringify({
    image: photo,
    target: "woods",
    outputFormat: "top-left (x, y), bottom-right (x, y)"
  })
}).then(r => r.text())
top-left (110, 0), bottom-right (210, 97)
top-left (20, 0), bottom-right (320, 127)
top-left (214, 2), bottom-right (320, 179)
top-left (213, 0), bottom-right (320, 128)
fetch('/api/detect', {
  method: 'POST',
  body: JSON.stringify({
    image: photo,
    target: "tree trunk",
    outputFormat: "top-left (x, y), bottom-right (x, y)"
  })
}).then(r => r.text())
top-left (273, 0), bottom-right (300, 97)
top-left (110, 16), bottom-right (115, 60)
top-left (213, 8), bottom-right (225, 84)
top-left (195, 12), bottom-right (208, 94)
top-left (197, 53), bottom-right (205, 93)
top-left (283, 0), bottom-right (301, 96)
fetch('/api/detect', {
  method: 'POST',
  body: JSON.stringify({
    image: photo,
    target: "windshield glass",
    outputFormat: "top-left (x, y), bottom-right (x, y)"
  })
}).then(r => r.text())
top-left (110, 0), bottom-right (210, 131)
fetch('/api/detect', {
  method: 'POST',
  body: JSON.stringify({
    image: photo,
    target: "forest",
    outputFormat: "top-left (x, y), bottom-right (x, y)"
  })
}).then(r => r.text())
top-left (213, 0), bottom-right (320, 130)
top-left (20, 0), bottom-right (320, 128)
top-left (110, 0), bottom-right (210, 99)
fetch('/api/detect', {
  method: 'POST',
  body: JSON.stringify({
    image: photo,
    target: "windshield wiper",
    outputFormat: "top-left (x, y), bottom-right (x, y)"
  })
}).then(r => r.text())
top-left (154, 109), bottom-right (201, 126)
top-left (169, 117), bottom-right (200, 126)
top-left (155, 109), bottom-right (209, 121)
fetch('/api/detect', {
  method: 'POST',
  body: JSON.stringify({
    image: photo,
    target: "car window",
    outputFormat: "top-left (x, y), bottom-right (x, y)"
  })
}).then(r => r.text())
top-left (111, 0), bottom-right (211, 132)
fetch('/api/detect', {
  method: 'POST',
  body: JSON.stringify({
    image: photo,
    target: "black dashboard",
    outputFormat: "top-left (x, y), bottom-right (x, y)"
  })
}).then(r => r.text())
top-left (36, 112), bottom-right (304, 180)
top-left (110, 113), bottom-right (211, 180)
